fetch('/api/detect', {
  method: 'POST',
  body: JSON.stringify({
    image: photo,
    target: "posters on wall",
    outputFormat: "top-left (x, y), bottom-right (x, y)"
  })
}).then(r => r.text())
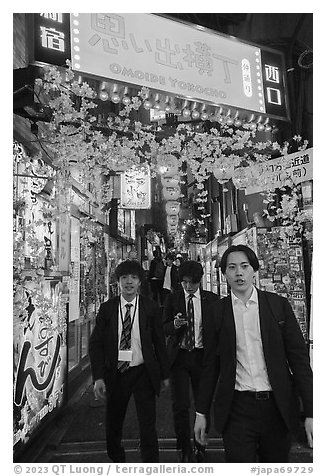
top-left (13, 278), bottom-right (67, 454)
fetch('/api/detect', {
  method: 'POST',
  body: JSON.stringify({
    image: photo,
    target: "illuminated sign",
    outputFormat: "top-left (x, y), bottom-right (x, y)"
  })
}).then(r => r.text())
top-left (245, 148), bottom-right (313, 195)
top-left (13, 278), bottom-right (67, 452)
top-left (32, 13), bottom-right (71, 66)
top-left (120, 165), bottom-right (151, 209)
top-left (70, 13), bottom-right (289, 120)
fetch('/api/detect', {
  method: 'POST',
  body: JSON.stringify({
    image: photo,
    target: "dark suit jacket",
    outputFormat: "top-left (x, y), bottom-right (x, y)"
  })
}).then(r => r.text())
top-left (163, 289), bottom-right (219, 367)
top-left (163, 264), bottom-right (180, 293)
top-left (89, 294), bottom-right (170, 396)
top-left (196, 289), bottom-right (313, 434)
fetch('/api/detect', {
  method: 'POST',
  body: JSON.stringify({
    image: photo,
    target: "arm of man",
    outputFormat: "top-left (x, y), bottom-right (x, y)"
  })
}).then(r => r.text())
top-left (162, 293), bottom-right (181, 336)
top-left (281, 297), bottom-right (313, 445)
top-left (89, 303), bottom-right (108, 383)
top-left (149, 301), bottom-right (170, 380)
top-left (194, 301), bottom-right (222, 443)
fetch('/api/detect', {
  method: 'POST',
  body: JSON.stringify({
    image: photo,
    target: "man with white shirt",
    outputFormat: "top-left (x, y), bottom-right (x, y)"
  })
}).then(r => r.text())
top-left (163, 260), bottom-right (218, 462)
top-left (162, 253), bottom-right (181, 303)
top-left (89, 260), bottom-right (169, 463)
top-left (194, 245), bottom-right (313, 463)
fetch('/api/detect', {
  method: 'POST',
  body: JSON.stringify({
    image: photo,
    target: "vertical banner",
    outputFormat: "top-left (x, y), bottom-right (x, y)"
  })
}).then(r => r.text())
top-left (69, 217), bottom-right (81, 322)
top-left (120, 165), bottom-right (151, 209)
top-left (13, 278), bottom-right (67, 454)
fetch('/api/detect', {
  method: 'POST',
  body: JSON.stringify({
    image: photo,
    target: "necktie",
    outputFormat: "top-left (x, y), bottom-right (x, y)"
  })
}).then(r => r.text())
top-left (184, 294), bottom-right (195, 351)
top-left (117, 303), bottom-right (132, 372)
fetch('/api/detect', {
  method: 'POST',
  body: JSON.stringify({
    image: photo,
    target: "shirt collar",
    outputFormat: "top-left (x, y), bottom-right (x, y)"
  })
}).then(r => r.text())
top-left (183, 288), bottom-right (200, 299)
top-left (120, 294), bottom-right (138, 308)
top-left (231, 286), bottom-right (258, 305)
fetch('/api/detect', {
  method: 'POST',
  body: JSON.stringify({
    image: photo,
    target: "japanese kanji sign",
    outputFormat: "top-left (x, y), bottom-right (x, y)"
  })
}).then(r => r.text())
top-left (70, 14), bottom-right (290, 118)
top-left (120, 165), bottom-right (151, 209)
top-left (245, 148), bottom-right (313, 195)
top-left (32, 13), bottom-right (71, 66)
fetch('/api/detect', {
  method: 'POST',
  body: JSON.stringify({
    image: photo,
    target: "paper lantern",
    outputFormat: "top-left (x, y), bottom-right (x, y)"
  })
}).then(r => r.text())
top-left (212, 164), bottom-right (234, 183)
top-left (157, 154), bottom-right (179, 176)
top-left (162, 186), bottom-right (181, 201)
top-left (165, 201), bottom-right (180, 215)
top-left (167, 214), bottom-right (179, 226)
top-left (161, 176), bottom-right (179, 188)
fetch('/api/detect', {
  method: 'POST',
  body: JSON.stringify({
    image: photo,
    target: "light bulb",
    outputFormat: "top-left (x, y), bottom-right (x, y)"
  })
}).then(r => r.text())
top-left (182, 108), bottom-right (191, 117)
top-left (201, 112), bottom-right (208, 121)
top-left (192, 110), bottom-right (200, 119)
top-left (111, 93), bottom-right (121, 104)
top-left (143, 100), bottom-right (152, 110)
top-left (99, 90), bottom-right (109, 101)
top-left (122, 96), bottom-right (131, 106)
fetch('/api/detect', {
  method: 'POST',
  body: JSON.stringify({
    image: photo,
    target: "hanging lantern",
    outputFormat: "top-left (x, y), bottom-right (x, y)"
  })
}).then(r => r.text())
top-left (212, 163), bottom-right (234, 184)
top-left (165, 201), bottom-right (180, 215)
top-left (162, 186), bottom-right (181, 201)
top-left (167, 214), bottom-right (179, 226)
top-left (157, 154), bottom-right (179, 176)
top-left (161, 176), bottom-right (179, 188)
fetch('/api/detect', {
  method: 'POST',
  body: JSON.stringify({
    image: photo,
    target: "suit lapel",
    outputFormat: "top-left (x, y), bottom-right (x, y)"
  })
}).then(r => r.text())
top-left (108, 296), bottom-right (119, 362)
top-left (223, 295), bottom-right (237, 359)
top-left (257, 289), bottom-right (274, 356)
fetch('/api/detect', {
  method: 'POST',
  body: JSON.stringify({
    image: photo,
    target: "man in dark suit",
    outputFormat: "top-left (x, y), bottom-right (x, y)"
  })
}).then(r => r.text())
top-left (194, 245), bottom-right (313, 463)
top-left (89, 260), bottom-right (170, 463)
top-left (163, 260), bottom-right (219, 462)
top-left (162, 252), bottom-right (181, 303)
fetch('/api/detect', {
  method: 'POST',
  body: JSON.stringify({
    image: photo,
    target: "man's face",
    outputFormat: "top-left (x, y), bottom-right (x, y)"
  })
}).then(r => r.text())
top-left (224, 251), bottom-right (255, 296)
top-left (181, 276), bottom-right (200, 294)
top-left (118, 274), bottom-right (141, 300)
top-left (166, 258), bottom-right (173, 266)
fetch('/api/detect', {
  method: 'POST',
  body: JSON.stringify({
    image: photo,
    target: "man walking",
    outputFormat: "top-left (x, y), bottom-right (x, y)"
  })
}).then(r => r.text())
top-left (194, 245), bottom-right (313, 463)
top-left (162, 252), bottom-right (181, 304)
top-left (89, 260), bottom-right (169, 463)
top-left (163, 260), bottom-right (218, 462)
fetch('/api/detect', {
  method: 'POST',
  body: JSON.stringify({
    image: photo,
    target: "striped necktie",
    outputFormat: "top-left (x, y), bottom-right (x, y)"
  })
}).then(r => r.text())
top-left (184, 294), bottom-right (195, 351)
top-left (117, 303), bottom-right (132, 373)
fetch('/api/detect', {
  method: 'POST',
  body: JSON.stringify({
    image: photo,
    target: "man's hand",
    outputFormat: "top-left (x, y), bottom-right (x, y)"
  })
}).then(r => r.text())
top-left (194, 413), bottom-right (207, 446)
top-left (94, 378), bottom-right (106, 400)
top-left (174, 313), bottom-right (188, 329)
top-left (304, 417), bottom-right (313, 448)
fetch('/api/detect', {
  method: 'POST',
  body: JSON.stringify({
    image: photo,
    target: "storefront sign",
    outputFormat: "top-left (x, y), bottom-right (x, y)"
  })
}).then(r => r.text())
top-left (13, 278), bottom-right (67, 452)
top-left (32, 13), bottom-right (71, 66)
top-left (70, 13), bottom-right (289, 119)
top-left (120, 165), bottom-right (151, 209)
top-left (245, 148), bottom-right (313, 195)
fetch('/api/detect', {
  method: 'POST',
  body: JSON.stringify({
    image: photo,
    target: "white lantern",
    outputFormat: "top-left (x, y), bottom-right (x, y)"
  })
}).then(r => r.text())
top-left (167, 214), bottom-right (179, 226)
top-left (162, 186), bottom-right (181, 201)
top-left (212, 164), bottom-right (234, 184)
top-left (161, 176), bottom-right (179, 188)
top-left (157, 154), bottom-right (179, 176)
top-left (165, 201), bottom-right (180, 215)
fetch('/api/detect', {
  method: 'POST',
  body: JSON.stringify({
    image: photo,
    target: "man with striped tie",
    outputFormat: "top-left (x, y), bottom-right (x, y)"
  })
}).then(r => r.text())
top-left (163, 260), bottom-right (219, 462)
top-left (89, 260), bottom-right (170, 463)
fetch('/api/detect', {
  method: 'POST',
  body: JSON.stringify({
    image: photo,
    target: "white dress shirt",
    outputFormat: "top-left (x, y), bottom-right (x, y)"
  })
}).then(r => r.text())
top-left (163, 265), bottom-right (172, 291)
top-left (231, 286), bottom-right (271, 391)
top-left (182, 288), bottom-right (203, 348)
top-left (118, 294), bottom-right (144, 367)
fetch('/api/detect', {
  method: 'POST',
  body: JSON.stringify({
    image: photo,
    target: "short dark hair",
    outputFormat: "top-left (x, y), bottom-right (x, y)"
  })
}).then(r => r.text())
top-left (114, 260), bottom-right (145, 281)
top-left (166, 252), bottom-right (176, 261)
top-left (220, 245), bottom-right (260, 274)
top-left (179, 260), bottom-right (203, 283)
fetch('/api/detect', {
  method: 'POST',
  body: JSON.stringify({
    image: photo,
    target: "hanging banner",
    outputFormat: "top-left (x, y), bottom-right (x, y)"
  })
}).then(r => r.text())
top-left (13, 278), bottom-right (67, 454)
top-left (245, 148), bottom-right (313, 195)
top-left (70, 13), bottom-right (289, 119)
top-left (120, 165), bottom-right (151, 209)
